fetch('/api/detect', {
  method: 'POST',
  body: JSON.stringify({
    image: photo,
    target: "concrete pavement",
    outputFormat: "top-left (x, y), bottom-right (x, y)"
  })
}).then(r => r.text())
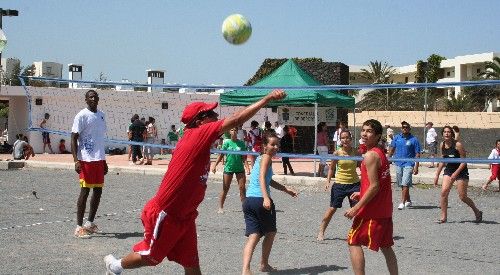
top-left (0, 153), bottom-right (495, 189)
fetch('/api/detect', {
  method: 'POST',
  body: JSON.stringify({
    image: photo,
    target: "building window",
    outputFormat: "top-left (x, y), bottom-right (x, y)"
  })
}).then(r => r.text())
top-left (447, 71), bottom-right (450, 77)
top-left (349, 76), bottom-right (355, 81)
top-left (404, 76), bottom-right (408, 83)
top-left (477, 68), bottom-right (481, 74)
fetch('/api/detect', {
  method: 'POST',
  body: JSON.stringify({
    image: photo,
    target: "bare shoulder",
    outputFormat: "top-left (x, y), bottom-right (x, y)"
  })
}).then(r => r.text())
top-left (364, 150), bottom-right (380, 164)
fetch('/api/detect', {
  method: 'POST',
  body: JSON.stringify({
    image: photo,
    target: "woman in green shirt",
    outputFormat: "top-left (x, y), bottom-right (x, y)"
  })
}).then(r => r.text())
top-left (211, 127), bottom-right (247, 213)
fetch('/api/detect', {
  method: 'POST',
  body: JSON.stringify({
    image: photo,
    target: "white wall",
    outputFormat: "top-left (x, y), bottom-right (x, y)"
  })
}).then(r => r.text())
top-left (11, 86), bottom-right (277, 153)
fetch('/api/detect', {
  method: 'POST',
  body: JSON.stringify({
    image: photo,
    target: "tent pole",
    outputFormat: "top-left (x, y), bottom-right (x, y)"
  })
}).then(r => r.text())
top-left (353, 107), bottom-right (357, 147)
top-left (314, 103), bottom-right (318, 177)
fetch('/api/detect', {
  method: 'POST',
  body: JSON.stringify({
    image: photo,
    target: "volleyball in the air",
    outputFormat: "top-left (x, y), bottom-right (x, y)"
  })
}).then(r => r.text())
top-left (221, 14), bottom-right (252, 45)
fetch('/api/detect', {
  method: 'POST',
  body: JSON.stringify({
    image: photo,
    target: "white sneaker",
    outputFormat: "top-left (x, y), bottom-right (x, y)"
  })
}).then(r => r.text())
top-left (397, 203), bottom-right (405, 210)
top-left (83, 221), bottom-right (100, 234)
top-left (405, 201), bottom-right (412, 208)
top-left (104, 254), bottom-right (121, 275)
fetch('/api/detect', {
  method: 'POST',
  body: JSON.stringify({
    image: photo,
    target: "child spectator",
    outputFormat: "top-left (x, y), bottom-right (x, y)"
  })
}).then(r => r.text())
top-left (167, 124), bottom-right (179, 152)
top-left (242, 133), bottom-right (297, 274)
top-left (482, 139), bottom-right (500, 192)
top-left (40, 113), bottom-right (54, 154)
top-left (59, 139), bottom-right (71, 154)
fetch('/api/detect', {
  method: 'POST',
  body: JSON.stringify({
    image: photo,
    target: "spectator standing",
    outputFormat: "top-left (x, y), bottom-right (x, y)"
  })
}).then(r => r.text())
top-left (482, 139), bottom-right (500, 191)
top-left (263, 121), bottom-right (275, 136)
top-left (247, 120), bottom-right (263, 169)
top-left (237, 124), bottom-right (251, 174)
top-left (388, 121), bottom-right (420, 210)
top-left (317, 122), bottom-right (330, 177)
top-left (274, 121), bottom-right (284, 139)
top-left (40, 113), bottom-right (54, 154)
top-left (167, 125), bottom-right (179, 152)
top-left (332, 121), bottom-right (347, 151)
top-left (426, 122), bottom-right (438, 168)
top-left (280, 125), bottom-right (295, 175)
top-left (128, 114), bottom-right (146, 165)
top-left (385, 124), bottom-right (394, 151)
top-left (144, 117), bottom-right (158, 165)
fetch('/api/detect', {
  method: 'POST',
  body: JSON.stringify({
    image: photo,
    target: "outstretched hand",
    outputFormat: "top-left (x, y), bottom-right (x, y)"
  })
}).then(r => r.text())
top-left (266, 89), bottom-right (286, 101)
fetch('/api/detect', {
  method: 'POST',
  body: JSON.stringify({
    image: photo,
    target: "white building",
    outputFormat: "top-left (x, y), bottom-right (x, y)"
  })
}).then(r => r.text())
top-left (147, 69), bottom-right (165, 92)
top-left (349, 52), bottom-right (500, 111)
top-left (33, 61), bottom-right (63, 78)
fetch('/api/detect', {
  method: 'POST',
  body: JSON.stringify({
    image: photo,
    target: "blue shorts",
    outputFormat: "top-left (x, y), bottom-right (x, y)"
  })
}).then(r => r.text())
top-left (330, 182), bottom-right (360, 208)
top-left (242, 197), bottom-right (276, 237)
top-left (396, 165), bottom-right (413, 187)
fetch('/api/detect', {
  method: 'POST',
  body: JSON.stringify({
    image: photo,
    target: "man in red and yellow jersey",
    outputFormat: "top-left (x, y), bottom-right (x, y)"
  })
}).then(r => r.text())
top-left (344, 119), bottom-right (398, 275)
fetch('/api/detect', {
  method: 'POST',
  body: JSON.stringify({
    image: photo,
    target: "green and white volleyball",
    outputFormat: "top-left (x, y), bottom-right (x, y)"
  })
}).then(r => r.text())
top-left (0, 29), bottom-right (7, 52)
top-left (221, 14), bottom-right (252, 45)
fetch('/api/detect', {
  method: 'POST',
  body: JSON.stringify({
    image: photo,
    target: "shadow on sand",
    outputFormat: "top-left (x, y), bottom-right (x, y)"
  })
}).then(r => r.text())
top-left (93, 232), bottom-right (143, 239)
top-left (269, 264), bottom-right (348, 274)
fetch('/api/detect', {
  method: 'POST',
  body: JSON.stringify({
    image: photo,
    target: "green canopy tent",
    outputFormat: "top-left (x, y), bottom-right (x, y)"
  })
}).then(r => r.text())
top-left (220, 59), bottom-right (356, 176)
top-left (220, 59), bottom-right (355, 108)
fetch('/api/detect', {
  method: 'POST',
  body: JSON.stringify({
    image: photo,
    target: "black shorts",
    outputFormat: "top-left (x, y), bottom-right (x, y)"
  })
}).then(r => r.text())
top-left (443, 168), bottom-right (469, 180)
top-left (223, 171), bottom-right (245, 176)
top-left (243, 197), bottom-right (276, 237)
top-left (42, 132), bottom-right (50, 144)
top-left (330, 182), bottom-right (360, 208)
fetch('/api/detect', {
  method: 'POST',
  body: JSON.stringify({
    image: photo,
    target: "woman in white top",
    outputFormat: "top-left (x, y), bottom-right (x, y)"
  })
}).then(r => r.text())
top-left (144, 117), bottom-right (158, 165)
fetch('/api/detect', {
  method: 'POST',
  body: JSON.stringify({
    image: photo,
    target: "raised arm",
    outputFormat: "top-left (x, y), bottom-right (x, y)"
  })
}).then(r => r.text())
top-left (220, 89), bottom-right (286, 134)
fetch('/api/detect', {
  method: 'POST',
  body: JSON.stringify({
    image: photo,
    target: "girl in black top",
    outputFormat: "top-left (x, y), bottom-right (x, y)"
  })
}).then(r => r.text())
top-left (433, 126), bottom-right (482, 223)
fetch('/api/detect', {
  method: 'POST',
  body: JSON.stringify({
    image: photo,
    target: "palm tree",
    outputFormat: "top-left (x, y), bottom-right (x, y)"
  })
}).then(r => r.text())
top-left (360, 61), bottom-right (396, 84)
top-left (358, 61), bottom-right (397, 110)
top-left (480, 56), bottom-right (500, 79)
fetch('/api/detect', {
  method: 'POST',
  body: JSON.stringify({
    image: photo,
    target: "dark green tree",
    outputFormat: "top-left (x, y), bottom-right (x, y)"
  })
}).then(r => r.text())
top-left (479, 56), bottom-right (500, 79)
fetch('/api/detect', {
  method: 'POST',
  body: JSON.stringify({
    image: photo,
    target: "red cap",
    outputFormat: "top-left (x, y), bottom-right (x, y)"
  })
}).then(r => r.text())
top-left (181, 102), bottom-right (218, 124)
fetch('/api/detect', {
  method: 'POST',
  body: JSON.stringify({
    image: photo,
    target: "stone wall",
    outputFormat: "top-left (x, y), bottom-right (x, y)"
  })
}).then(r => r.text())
top-left (348, 111), bottom-right (500, 157)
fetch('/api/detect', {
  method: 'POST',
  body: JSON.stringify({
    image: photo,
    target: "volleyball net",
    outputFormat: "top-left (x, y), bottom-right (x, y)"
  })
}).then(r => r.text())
top-left (19, 76), bottom-right (500, 164)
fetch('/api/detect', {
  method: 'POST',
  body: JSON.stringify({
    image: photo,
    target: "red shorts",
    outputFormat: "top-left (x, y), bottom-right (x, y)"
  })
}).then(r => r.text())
top-left (347, 216), bottom-right (394, 251)
top-left (133, 200), bottom-right (199, 267)
top-left (490, 164), bottom-right (500, 181)
top-left (78, 160), bottom-right (105, 188)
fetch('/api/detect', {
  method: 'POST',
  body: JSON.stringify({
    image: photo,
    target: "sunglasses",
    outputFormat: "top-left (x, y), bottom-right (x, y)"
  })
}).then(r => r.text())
top-left (402, 125), bottom-right (410, 129)
top-left (199, 110), bottom-right (218, 119)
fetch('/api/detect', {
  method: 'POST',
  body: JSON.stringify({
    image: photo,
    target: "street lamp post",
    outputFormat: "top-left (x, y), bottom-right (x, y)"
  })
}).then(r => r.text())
top-left (0, 8), bottom-right (19, 85)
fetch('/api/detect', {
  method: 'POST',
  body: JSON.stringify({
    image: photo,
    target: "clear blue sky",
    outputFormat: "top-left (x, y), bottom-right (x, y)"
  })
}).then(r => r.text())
top-left (1, 0), bottom-right (498, 85)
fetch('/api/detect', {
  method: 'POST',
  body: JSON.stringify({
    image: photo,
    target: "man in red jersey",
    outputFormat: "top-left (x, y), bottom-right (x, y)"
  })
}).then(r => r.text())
top-left (344, 119), bottom-right (398, 275)
top-left (104, 89), bottom-right (286, 275)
